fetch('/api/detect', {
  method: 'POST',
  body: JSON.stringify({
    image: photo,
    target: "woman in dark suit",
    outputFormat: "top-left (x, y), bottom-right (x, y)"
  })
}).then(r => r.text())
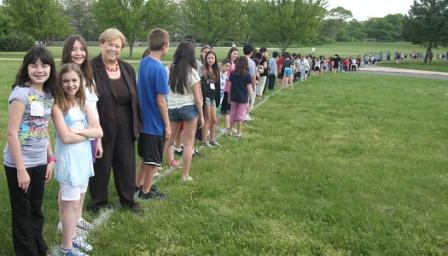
top-left (87, 28), bottom-right (141, 214)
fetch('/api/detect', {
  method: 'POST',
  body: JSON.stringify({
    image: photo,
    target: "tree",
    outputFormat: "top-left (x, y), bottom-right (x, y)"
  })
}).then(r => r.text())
top-left (61, 0), bottom-right (98, 41)
top-left (0, 5), bottom-right (12, 36)
top-left (4, 0), bottom-right (72, 42)
top-left (260, 0), bottom-right (327, 52)
top-left (403, 0), bottom-right (448, 63)
top-left (364, 14), bottom-right (405, 42)
top-left (182, 0), bottom-right (249, 46)
top-left (94, 0), bottom-right (178, 58)
top-left (320, 6), bottom-right (353, 41)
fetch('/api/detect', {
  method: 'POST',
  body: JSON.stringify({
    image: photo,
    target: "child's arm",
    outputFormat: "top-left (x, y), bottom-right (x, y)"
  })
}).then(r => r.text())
top-left (7, 100), bottom-right (30, 192)
top-left (45, 141), bottom-right (54, 183)
top-left (157, 94), bottom-right (171, 140)
top-left (192, 81), bottom-right (204, 128)
top-left (51, 105), bottom-right (88, 144)
top-left (72, 104), bottom-right (103, 139)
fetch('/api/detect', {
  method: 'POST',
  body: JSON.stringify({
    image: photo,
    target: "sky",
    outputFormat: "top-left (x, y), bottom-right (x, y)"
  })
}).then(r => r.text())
top-left (327, 0), bottom-right (414, 21)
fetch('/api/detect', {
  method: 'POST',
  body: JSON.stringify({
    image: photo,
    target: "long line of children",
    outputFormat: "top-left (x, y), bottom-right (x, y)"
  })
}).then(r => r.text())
top-left (3, 29), bottom-right (296, 256)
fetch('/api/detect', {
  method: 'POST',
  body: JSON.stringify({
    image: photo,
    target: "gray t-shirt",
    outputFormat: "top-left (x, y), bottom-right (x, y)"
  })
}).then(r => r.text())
top-left (248, 58), bottom-right (256, 78)
top-left (3, 86), bottom-right (53, 168)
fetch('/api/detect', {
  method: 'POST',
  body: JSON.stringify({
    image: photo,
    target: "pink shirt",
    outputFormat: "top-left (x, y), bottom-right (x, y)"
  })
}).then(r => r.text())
top-left (224, 62), bottom-right (236, 92)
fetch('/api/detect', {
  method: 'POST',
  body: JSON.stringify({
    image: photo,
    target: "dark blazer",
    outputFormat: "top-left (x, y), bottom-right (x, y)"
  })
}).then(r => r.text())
top-left (90, 55), bottom-right (140, 142)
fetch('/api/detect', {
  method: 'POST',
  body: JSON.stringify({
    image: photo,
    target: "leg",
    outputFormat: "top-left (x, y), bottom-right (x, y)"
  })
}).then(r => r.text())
top-left (201, 103), bottom-right (210, 144)
top-left (89, 138), bottom-right (115, 209)
top-left (61, 200), bottom-right (80, 250)
top-left (209, 105), bottom-right (217, 142)
top-left (181, 118), bottom-right (198, 178)
top-left (164, 121), bottom-right (180, 163)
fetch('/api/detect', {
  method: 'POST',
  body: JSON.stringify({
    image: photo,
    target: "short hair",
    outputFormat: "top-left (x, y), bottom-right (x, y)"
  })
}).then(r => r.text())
top-left (243, 44), bottom-right (254, 55)
top-left (98, 28), bottom-right (126, 48)
top-left (272, 51), bottom-right (279, 58)
top-left (148, 28), bottom-right (169, 51)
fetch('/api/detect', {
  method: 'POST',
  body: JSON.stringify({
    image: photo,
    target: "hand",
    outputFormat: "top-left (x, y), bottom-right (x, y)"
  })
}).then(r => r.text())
top-left (198, 116), bottom-right (205, 129)
top-left (45, 162), bottom-right (54, 183)
top-left (164, 127), bottom-right (172, 141)
top-left (96, 140), bottom-right (103, 158)
top-left (17, 169), bottom-right (30, 192)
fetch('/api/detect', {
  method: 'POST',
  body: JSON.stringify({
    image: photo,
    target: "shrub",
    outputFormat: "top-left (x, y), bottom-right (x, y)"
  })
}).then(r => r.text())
top-left (0, 34), bottom-right (35, 51)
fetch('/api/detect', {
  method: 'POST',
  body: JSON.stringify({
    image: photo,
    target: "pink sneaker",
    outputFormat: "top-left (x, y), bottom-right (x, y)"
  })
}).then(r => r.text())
top-left (169, 160), bottom-right (180, 169)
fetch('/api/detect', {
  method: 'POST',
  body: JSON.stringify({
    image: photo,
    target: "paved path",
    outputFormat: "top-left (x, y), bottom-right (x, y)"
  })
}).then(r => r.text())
top-left (358, 65), bottom-right (448, 80)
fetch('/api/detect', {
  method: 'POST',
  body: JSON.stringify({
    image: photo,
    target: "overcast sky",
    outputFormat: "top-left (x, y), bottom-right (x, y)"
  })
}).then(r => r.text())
top-left (327, 0), bottom-right (414, 21)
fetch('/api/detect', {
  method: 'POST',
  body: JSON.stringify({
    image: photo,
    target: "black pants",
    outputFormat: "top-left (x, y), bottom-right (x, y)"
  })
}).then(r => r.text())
top-left (5, 165), bottom-right (48, 256)
top-left (89, 120), bottom-right (137, 209)
top-left (267, 74), bottom-right (276, 90)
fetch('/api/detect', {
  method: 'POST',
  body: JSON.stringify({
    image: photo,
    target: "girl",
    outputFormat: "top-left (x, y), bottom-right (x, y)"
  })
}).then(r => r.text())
top-left (164, 41), bottom-right (204, 181)
top-left (221, 47), bottom-right (239, 135)
top-left (228, 56), bottom-right (253, 137)
top-left (52, 63), bottom-right (103, 256)
top-left (282, 52), bottom-right (294, 88)
top-left (196, 45), bottom-right (211, 76)
top-left (201, 51), bottom-right (221, 146)
top-left (4, 45), bottom-right (56, 256)
top-left (59, 35), bottom-right (98, 236)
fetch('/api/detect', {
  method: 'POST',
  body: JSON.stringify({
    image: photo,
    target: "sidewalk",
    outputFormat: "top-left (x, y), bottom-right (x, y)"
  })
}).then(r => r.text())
top-left (358, 65), bottom-right (448, 80)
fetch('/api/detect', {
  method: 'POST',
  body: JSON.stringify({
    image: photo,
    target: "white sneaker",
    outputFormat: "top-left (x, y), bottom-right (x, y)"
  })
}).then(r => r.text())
top-left (182, 175), bottom-right (193, 182)
top-left (77, 218), bottom-right (94, 231)
top-left (245, 114), bottom-right (253, 121)
top-left (72, 235), bottom-right (92, 252)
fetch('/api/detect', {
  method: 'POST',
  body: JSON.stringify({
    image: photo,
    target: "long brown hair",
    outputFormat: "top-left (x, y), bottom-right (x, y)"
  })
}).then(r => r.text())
top-left (233, 56), bottom-right (249, 76)
top-left (55, 63), bottom-right (86, 114)
top-left (203, 51), bottom-right (220, 81)
top-left (62, 35), bottom-right (96, 94)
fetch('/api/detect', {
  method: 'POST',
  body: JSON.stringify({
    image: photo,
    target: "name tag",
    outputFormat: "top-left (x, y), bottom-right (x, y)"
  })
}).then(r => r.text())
top-left (30, 101), bottom-right (44, 117)
top-left (210, 83), bottom-right (215, 90)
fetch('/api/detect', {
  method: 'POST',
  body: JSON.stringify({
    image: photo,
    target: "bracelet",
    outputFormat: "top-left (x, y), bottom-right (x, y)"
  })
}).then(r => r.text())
top-left (48, 155), bottom-right (57, 163)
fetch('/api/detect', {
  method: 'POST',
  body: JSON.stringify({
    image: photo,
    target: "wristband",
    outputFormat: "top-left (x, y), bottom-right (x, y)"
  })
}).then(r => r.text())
top-left (48, 155), bottom-right (56, 163)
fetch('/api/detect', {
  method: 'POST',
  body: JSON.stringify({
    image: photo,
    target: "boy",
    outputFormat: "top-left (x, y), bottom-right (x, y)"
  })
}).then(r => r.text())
top-left (136, 28), bottom-right (171, 199)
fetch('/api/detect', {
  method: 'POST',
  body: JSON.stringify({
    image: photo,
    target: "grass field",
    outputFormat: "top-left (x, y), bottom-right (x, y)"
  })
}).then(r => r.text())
top-left (1, 59), bottom-right (448, 255)
top-left (1, 41), bottom-right (447, 63)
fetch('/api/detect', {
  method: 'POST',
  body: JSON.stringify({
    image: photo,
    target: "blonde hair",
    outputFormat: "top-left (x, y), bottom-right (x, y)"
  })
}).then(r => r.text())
top-left (98, 28), bottom-right (126, 48)
top-left (148, 28), bottom-right (169, 51)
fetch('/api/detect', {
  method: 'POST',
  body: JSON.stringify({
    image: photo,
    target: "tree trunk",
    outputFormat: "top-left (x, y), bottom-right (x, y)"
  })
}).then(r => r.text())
top-left (129, 40), bottom-right (134, 59)
top-left (424, 41), bottom-right (432, 64)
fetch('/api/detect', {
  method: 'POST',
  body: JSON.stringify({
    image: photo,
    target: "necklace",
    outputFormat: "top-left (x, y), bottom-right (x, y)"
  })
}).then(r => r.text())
top-left (105, 63), bottom-right (119, 72)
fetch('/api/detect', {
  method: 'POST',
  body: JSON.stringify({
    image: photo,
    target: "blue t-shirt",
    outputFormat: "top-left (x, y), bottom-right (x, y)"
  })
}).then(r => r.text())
top-left (229, 72), bottom-right (252, 103)
top-left (137, 56), bottom-right (169, 136)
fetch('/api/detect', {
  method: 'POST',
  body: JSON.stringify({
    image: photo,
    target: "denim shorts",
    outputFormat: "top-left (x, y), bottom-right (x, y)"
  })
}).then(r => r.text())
top-left (169, 105), bottom-right (199, 122)
top-left (205, 97), bottom-right (216, 106)
top-left (284, 67), bottom-right (293, 77)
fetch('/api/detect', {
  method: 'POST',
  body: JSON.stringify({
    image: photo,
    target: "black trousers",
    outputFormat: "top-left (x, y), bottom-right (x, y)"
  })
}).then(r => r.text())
top-left (5, 165), bottom-right (48, 256)
top-left (89, 120), bottom-right (137, 208)
top-left (267, 74), bottom-right (276, 90)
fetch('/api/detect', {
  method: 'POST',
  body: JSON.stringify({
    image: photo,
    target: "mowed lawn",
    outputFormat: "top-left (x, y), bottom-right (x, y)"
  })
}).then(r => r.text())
top-left (0, 60), bottom-right (448, 255)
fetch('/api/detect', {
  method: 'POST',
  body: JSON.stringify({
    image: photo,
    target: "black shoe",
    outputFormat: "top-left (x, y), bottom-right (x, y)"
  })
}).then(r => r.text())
top-left (192, 148), bottom-right (200, 157)
top-left (86, 204), bottom-right (100, 214)
top-left (139, 190), bottom-right (167, 200)
top-left (150, 185), bottom-right (161, 193)
top-left (130, 203), bottom-right (144, 215)
top-left (174, 147), bottom-right (183, 156)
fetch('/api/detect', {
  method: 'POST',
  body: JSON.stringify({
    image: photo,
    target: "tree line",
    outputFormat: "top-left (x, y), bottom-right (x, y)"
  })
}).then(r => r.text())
top-left (0, 0), bottom-right (447, 61)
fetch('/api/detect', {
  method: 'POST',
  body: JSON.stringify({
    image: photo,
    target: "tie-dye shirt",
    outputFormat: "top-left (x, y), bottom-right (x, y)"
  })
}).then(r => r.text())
top-left (3, 86), bottom-right (53, 168)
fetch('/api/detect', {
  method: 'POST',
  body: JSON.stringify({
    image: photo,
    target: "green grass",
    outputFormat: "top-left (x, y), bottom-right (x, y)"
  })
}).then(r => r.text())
top-left (1, 61), bottom-right (448, 255)
top-left (378, 59), bottom-right (448, 73)
top-left (0, 42), bottom-right (447, 62)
